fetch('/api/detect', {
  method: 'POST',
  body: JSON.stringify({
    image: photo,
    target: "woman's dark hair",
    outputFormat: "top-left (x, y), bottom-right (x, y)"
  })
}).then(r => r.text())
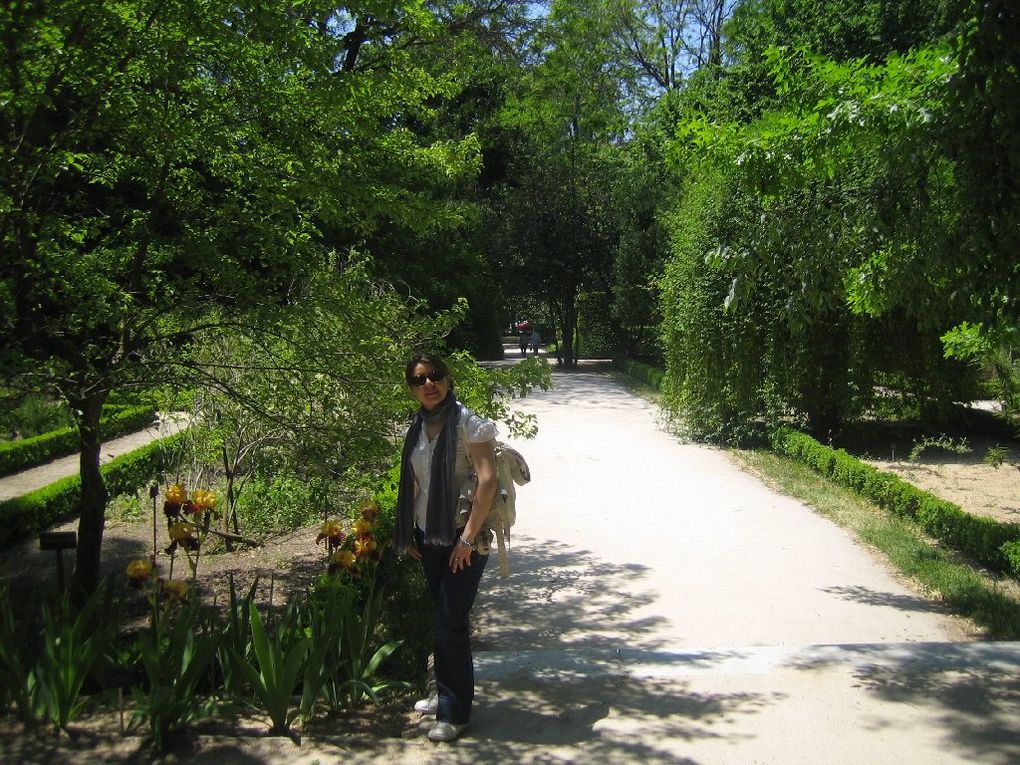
top-left (405, 353), bottom-right (454, 390)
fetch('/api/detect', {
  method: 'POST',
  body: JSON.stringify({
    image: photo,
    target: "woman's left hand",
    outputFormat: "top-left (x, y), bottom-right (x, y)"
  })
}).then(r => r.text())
top-left (449, 540), bottom-right (474, 572)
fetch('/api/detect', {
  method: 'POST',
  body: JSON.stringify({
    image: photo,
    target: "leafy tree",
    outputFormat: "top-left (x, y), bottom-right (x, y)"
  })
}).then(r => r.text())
top-left (719, 0), bottom-right (958, 124)
top-left (658, 17), bottom-right (1008, 435)
top-left (726, 0), bottom-right (955, 64)
top-left (608, 0), bottom-right (736, 101)
top-left (944, 0), bottom-right (1020, 328)
top-left (0, 1), bottom-right (481, 594)
top-left (488, 0), bottom-right (629, 364)
top-left (324, 1), bottom-right (539, 359)
top-left (659, 162), bottom-right (775, 441)
top-left (160, 258), bottom-right (458, 534)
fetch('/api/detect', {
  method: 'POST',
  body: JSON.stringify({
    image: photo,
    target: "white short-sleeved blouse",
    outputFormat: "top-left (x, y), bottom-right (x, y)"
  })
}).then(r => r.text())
top-left (410, 402), bottom-right (497, 531)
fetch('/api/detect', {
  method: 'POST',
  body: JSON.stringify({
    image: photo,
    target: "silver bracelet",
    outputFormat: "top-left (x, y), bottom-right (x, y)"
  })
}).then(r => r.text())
top-left (458, 536), bottom-right (475, 549)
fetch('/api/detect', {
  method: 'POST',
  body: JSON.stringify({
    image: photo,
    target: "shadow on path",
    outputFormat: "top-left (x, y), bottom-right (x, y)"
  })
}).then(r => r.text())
top-left (473, 534), bottom-right (668, 652)
top-left (820, 584), bottom-right (955, 616)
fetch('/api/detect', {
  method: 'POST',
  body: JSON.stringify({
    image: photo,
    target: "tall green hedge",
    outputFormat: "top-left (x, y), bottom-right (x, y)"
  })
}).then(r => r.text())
top-left (0, 430), bottom-right (187, 546)
top-left (772, 427), bottom-right (1020, 578)
top-left (576, 291), bottom-right (617, 358)
top-left (659, 166), bottom-right (773, 444)
top-left (0, 405), bottom-right (157, 477)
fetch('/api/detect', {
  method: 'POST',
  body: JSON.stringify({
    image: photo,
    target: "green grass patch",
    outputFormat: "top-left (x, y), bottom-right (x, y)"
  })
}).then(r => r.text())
top-left (609, 359), bottom-right (664, 405)
top-left (733, 448), bottom-right (1020, 639)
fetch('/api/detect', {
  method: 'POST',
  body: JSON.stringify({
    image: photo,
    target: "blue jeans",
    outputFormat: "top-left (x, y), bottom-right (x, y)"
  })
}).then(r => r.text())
top-left (417, 530), bottom-right (487, 725)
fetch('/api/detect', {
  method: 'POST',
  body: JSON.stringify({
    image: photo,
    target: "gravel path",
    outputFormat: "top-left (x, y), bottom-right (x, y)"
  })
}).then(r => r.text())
top-left (479, 368), bottom-right (973, 650)
top-left (0, 414), bottom-right (189, 502)
top-left (452, 363), bottom-right (1018, 765)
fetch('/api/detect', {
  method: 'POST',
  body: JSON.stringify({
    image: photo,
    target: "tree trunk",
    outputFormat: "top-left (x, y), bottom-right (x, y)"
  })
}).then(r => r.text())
top-left (559, 299), bottom-right (578, 367)
top-left (72, 390), bottom-right (109, 597)
top-left (221, 443), bottom-right (238, 550)
top-left (547, 309), bottom-right (562, 366)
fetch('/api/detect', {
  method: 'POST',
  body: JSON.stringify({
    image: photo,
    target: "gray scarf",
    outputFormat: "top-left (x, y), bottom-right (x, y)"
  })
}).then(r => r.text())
top-left (394, 392), bottom-right (460, 549)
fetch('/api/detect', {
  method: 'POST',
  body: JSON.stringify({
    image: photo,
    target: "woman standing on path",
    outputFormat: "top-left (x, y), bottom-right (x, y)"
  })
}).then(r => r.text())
top-left (393, 353), bottom-right (498, 743)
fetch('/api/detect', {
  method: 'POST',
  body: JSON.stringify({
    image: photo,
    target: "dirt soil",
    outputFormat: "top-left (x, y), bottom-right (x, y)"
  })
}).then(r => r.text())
top-left (862, 436), bottom-right (1020, 527)
top-left (2, 513), bottom-right (333, 615)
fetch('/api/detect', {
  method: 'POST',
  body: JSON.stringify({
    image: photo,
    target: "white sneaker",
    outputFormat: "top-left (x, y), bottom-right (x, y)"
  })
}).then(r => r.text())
top-left (413, 694), bottom-right (439, 715)
top-left (427, 721), bottom-right (467, 742)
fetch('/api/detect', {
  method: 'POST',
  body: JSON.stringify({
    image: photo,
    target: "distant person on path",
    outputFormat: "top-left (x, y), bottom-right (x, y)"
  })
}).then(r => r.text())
top-left (530, 328), bottom-right (541, 354)
top-left (393, 353), bottom-right (498, 743)
top-left (519, 330), bottom-right (528, 356)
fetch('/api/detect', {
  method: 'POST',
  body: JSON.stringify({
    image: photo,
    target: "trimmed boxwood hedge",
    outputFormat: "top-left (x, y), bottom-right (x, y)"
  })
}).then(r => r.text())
top-left (615, 358), bottom-right (665, 390)
top-left (0, 430), bottom-right (187, 546)
top-left (772, 426), bottom-right (1020, 579)
top-left (0, 405), bottom-right (157, 477)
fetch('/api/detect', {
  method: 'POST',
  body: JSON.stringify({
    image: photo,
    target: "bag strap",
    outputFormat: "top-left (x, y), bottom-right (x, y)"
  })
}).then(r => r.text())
top-left (461, 419), bottom-right (511, 578)
top-left (494, 527), bottom-right (509, 578)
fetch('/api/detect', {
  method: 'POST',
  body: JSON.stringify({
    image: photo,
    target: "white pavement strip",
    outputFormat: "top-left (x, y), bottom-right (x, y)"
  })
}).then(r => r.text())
top-left (461, 641), bottom-right (1020, 765)
top-left (475, 641), bottom-right (1020, 680)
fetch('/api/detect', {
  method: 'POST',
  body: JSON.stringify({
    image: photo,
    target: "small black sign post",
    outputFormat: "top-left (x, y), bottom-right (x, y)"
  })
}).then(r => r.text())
top-left (39, 530), bottom-right (77, 594)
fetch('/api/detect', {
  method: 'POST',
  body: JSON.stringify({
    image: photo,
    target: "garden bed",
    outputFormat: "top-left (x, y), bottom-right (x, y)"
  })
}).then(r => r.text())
top-left (863, 435), bottom-right (1020, 527)
top-left (0, 502), bottom-right (428, 761)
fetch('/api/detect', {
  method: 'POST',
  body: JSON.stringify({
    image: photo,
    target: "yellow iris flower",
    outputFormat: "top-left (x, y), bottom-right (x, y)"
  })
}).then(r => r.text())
top-left (126, 558), bottom-right (152, 581)
top-left (165, 484), bottom-right (187, 504)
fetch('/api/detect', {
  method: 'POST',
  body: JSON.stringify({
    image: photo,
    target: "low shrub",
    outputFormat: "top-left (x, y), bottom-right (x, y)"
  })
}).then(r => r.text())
top-left (615, 358), bottom-right (665, 390)
top-left (772, 427), bottom-right (1020, 578)
top-left (0, 430), bottom-right (187, 545)
top-left (234, 474), bottom-right (323, 536)
top-left (1003, 541), bottom-right (1020, 578)
top-left (371, 464), bottom-right (432, 686)
top-left (0, 405), bottom-right (157, 477)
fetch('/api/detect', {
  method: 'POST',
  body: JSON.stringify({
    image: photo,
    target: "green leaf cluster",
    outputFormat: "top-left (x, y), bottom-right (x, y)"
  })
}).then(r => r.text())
top-left (653, 0), bottom-right (1015, 439)
top-left (0, 581), bottom-right (118, 733)
top-left (134, 594), bottom-right (220, 750)
top-left (230, 601), bottom-right (309, 734)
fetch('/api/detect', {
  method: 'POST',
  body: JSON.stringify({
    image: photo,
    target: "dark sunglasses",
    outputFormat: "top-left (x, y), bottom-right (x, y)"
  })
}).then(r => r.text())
top-left (409, 371), bottom-right (446, 387)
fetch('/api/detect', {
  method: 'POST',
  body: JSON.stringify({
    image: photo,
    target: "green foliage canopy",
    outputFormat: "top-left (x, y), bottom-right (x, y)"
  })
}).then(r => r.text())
top-left (0, 0), bottom-right (483, 593)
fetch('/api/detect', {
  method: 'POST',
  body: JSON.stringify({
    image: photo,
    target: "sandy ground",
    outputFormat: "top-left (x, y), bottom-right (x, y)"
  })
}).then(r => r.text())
top-left (3, 356), bottom-right (1020, 764)
top-left (867, 440), bottom-right (1020, 526)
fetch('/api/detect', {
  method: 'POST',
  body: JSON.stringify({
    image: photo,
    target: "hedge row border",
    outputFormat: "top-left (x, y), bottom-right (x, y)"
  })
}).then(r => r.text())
top-left (0, 406), bottom-right (157, 477)
top-left (614, 358), bottom-right (665, 390)
top-left (772, 426), bottom-right (1020, 579)
top-left (0, 430), bottom-right (187, 546)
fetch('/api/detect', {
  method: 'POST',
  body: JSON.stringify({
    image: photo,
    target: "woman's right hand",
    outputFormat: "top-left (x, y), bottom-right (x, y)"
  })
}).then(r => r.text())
top-left (405, 544), bottom-right (422, 560)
